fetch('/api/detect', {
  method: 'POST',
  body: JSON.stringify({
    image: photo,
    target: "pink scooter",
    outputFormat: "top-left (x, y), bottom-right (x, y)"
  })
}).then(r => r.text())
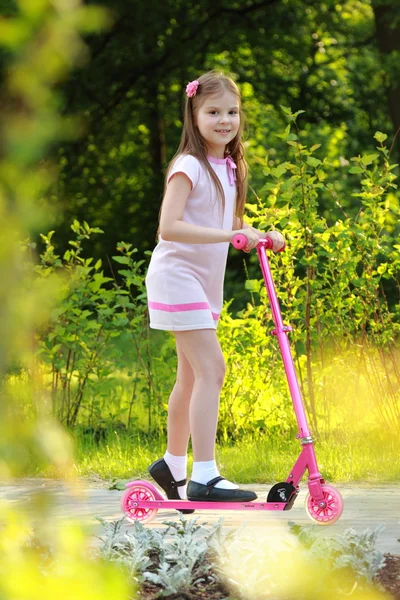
top-left (121, 235), bottom-right (344, 526)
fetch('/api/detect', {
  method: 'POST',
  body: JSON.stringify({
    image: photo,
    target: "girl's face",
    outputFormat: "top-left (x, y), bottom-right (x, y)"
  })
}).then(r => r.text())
top-left (195, 89), bottom-right (240, 157)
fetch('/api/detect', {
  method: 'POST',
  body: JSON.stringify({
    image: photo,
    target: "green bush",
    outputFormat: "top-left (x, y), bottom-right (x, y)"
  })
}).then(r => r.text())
top-left (14, 115), bottom-right (397, 441)
top-left (23, 117), bottom-right (399, 443)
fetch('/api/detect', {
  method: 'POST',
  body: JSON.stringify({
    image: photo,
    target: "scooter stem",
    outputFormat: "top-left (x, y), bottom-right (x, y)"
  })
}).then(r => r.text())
top-left (256, 240), bottom-right (311, 439)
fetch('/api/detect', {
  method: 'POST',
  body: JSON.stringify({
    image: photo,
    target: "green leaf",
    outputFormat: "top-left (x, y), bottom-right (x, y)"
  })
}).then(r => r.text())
top-left (307, 157), bottom-right (322, 168)
top-left (275, 124), bottom-right (291, 140)
top-left (117, 269), bottom-right (134, 278)
top-left (374, 131), bottom-right (387, 144)
top-left (280, 105), bottom-right (292, 115)
top-left (112, 256), bottom-right (130, 264)
top-left (320, 231), bottom-right (331, 242)
top-left (80, 310), bottom-right (93, 319)
top-left (361, 154), bottom-right (378, 166)
top-left (377, 263), bottom-right (387, 275)
top-left (245, 280), bottom-right (262, 293)
top-left (271, 164), bottom-right (287, 178)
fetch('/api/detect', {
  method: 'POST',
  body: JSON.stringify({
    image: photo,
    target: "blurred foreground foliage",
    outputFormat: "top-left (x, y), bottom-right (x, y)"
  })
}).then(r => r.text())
top-left (0, 506), bottom-right (132, 599)
top-left (0, 1), bottom-right (134, 598)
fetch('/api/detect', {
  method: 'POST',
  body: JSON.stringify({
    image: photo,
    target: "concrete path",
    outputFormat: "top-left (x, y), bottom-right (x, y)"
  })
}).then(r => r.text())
top-left (1, 479), bottom-right (399, 554)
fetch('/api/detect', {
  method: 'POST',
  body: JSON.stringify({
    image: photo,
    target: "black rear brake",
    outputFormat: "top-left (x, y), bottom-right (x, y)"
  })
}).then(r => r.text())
top-left (267, 482), bottom-right (298, 510)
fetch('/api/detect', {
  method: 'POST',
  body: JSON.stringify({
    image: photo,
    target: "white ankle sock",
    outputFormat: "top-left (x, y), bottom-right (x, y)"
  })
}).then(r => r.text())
top-left (191, 460), bottom-right (238, 490)
top-left (164, 451), bottom-right (187, 499)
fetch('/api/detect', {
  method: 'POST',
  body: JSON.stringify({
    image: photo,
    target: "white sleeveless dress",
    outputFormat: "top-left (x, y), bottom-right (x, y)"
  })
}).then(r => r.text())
top-left (145, 154), bottom-right (237, 331)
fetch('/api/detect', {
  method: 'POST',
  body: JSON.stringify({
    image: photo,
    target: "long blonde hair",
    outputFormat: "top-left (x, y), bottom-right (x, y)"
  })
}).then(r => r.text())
top-left (157, 71), bottom-right (248, 236)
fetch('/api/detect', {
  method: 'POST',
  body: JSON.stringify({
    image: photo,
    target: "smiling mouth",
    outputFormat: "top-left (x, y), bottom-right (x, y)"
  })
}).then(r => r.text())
top-left (215, 129), bottom-right (231, 133)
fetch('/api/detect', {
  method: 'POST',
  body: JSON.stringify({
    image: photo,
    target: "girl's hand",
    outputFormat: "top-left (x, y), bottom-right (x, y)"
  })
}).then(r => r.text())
top-left (265, 230), bottom-right (285, 252)
top-left (231, 228), bottom-right (263, 252)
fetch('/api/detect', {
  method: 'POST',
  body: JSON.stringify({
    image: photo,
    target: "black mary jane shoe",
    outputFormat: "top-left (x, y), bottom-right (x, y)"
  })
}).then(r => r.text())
top-left (187, 476), bottom-right (258, 502)
top-left (148, 458), bottom-right (195, 514)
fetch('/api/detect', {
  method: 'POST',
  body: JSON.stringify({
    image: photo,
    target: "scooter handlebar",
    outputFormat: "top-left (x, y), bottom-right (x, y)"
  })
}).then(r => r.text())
top-left (231, 233), bottom-right (285, 252)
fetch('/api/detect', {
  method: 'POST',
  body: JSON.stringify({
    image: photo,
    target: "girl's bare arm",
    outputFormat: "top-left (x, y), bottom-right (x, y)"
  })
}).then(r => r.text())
top-left (160, 173), bottom-right (233, 244)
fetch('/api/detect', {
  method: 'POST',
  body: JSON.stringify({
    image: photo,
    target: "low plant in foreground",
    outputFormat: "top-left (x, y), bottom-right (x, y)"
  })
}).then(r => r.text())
top-left (96, 515), bottom-right (222, 597)
top-left (96, 515), bottom-right (390, 599)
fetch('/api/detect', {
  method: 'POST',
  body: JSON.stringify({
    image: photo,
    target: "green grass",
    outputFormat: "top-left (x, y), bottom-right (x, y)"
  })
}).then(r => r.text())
top-left (216, 432), bottom-right (400, 484)
top-left (36, 427), bottom-right (400, 484)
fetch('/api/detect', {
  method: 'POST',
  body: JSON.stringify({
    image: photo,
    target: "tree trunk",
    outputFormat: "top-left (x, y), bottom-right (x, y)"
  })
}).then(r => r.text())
top-left (143, 79), bottom-right (165, 244)
top-left (372, 2), bottom-right (400, 154)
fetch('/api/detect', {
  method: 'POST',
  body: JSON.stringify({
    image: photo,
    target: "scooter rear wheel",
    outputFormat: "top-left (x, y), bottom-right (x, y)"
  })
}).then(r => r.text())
top-left (121, 483), bottom-right (158, 524)
top-left (305, 484), bottom-right (343, 525)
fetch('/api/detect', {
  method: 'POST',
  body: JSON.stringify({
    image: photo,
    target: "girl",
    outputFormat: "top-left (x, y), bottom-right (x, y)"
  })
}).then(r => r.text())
top-left (145, 71), bottom-right (284, 509)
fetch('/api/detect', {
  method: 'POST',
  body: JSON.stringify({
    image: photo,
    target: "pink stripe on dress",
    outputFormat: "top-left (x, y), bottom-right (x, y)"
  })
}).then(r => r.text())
top-left (148, 301), bottom-right (219, 321)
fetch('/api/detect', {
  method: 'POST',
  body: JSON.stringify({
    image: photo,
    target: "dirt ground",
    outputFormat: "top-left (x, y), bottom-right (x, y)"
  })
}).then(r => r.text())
top-left (136, 553), bottom-right (400, 599)
top-left (376, 554), bottom-right (400, 600)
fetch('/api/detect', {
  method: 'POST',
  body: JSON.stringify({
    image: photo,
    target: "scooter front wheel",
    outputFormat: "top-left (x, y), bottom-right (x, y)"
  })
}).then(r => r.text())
top-left (121, 483), bottom-right (158, 524)
top-left (305, 484), bottom-right (343, 525)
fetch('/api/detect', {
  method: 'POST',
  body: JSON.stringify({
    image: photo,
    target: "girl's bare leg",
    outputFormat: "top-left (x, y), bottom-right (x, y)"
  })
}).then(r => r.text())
top-left (151, 340), bottom-right (195, 502)
top-left (164, 329), bottom-right (255, 499)
top-left (166, 340), bottom-right (195, 456)
top-left (174, 329), bottom-right (226, 462)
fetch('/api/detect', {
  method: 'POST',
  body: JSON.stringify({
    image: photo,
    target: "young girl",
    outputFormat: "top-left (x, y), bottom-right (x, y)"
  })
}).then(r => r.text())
top-left (145, 71), bottom-right (284, 510)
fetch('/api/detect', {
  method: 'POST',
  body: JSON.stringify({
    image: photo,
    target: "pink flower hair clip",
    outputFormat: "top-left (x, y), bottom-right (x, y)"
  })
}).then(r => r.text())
top-left (186, 80), bottom-right (199, 98)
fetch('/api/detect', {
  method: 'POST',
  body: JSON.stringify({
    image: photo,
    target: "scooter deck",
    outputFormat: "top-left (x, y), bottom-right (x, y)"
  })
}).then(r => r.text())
top-left (125, 499), bottom-right (289, 511)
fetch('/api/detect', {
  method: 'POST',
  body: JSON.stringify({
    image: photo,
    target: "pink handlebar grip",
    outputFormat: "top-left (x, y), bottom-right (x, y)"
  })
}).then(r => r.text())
top-left (231, 234), bottom-right (277, 251)
top-left (231, 233), bottom-right (249, 250)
